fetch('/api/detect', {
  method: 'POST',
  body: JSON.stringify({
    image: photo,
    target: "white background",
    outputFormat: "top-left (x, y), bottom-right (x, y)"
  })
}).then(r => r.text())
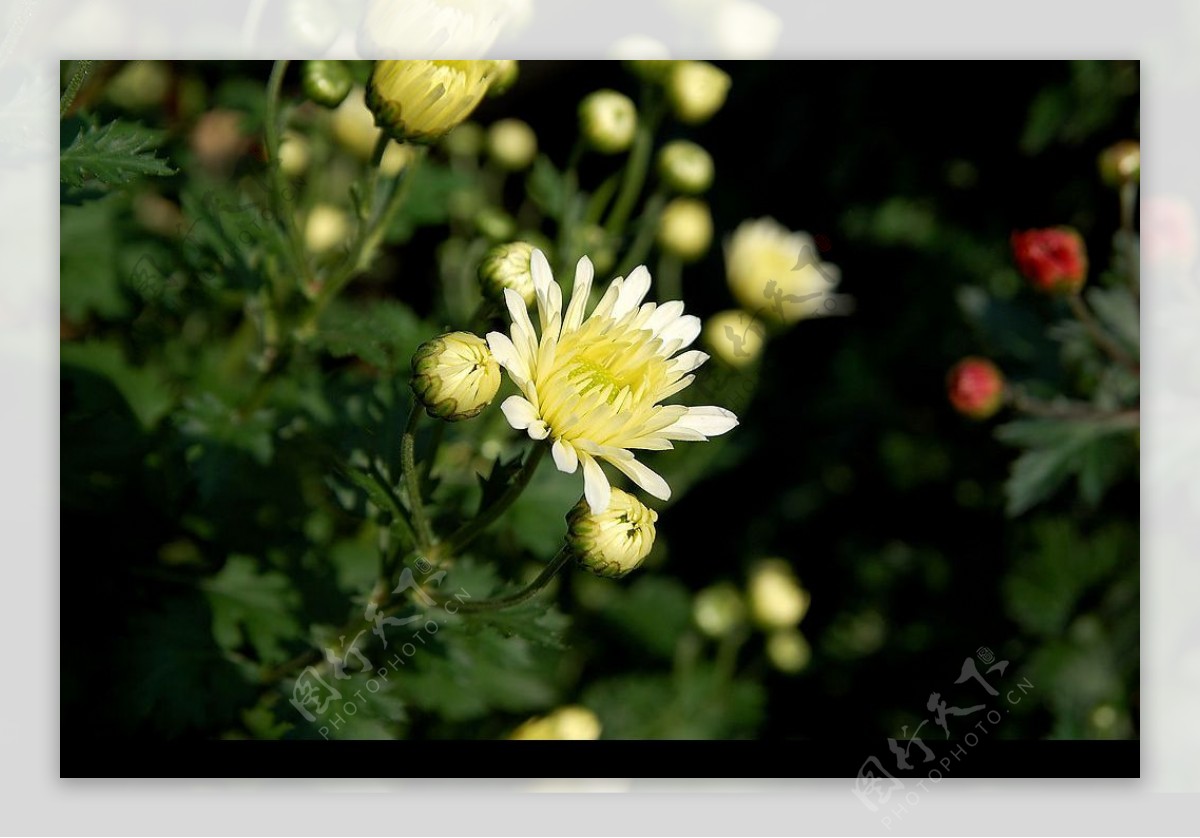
top-left (5, 0), bottom-right (1197, 833)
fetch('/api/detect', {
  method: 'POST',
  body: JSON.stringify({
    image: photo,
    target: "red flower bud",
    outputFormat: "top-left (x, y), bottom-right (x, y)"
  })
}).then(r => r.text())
top-left (947, 357), bottom-right (1005, 420)
top-left (1011, 227), bottom-right (1087, 294)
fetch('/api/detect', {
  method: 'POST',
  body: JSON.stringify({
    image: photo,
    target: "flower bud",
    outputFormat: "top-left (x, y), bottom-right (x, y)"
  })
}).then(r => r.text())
top-left (279, 131), bottom-right (311, 178)
top-left (304, 204), bottom-right (349, 254)
top-left (578, 90), bottom-right (638, 154)
top-left (488, 59), bottom-right (519, 97)
top-left (367, 60), bottom-right (495, 144)
top-left (441, 121), bottom-right (485, 158)
top-left (106, 61), bottom-right (171, 111)
top-left (411, 331), bottom-right (501, 421)
top-left (725, 218), bottom-right (841, 324)
top-left (486, 118), bottom-right (537, 171)
top-left (474, 206), bottom-right (518, 242)
top-left (623, 58), bottom-right (676, 83)
top-left (693, 583), bottom-right (747, 638)
top-left (331, 88), bottom-right (382, 161)
top-left (568, 487), bottom-right (658, 579)
top-left (666, 61), bottom-right (731, 125)
top-left (658, 140), bottom-right (714, 194)
top-left (946, 357), bottom-right (1005, 421)
top-left (302, 60), bottom-right (353, 108)
top-left (1011, 227), bottom-right (1088, 294)
top-left (379, 141), bottom-right (416, 177)
top-left (479, 241), bottom-right (537, 306)
top-left (747, 559), bottom-right (809, 630)
top-left (766, 629), bottom-right (811, 674)
top-left (1098, 140), bottom-right (1140, 187)
top-left (509, 705), bottom-right (601, 740)
top-left (657, 197), bottom-right (713, 262)
top-left (703, 309), bottom-right (765, 368)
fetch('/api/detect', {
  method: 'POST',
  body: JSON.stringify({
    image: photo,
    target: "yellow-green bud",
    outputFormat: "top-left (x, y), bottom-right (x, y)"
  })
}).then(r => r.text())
top-left (657, 197), bottom-right (713, 262)
top-left (578, 90), bottom-right (638, 154)
top-left (279, 130), bottom-right (311, 178)
top-left (302, 60), bottom-right (353, 108)
top-left (367, 60), bottom-right (495, 144)
top-left (693, 583), bottom-right (747, 638)
top-left (304, 204), bottom-right (349, 254)
top-left (747, 559), bottom-right (809, 630)
top-left (106, 61), bottom-right (171, 111)
top-left (410, 332), bottom-right (501, 421)
top-left (331, 87), bottom-right (382, 161)
top-left (658, 140), bottom-right (714, 194)
top-left (766, 629), bottom-right (812, 674)
top-left (479, 241), bottom-right (537, 306)
top-left (441, 122), bottom-right (485, 158)
top-left (488, 59), bottom-right (520, 97)
top-left (623, 58), bottom-right (676, 83)
top-left (568, 488), bottom-right (658, 579)
top-left (379, 141), bottom-right (416, 176)
top-left (1099, 140), bottom-right (1140, 187)
top-left (703, 309), bottom-right (765, 368)
top-left (509, 705), bottom-right (601, 740)
top-left (666, 61), bottom-right (731, 125)
top-left (486, 118), bottom-right (538, 171)
top-left (474, 206), bottom-right (518, 242)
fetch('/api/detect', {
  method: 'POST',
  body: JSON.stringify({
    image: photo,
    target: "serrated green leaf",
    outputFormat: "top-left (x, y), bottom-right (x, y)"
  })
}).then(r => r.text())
top-left (316, 299), bottom-right (425, 375)
top-left (61, 119), bottom-right (175, 188)
top-left (202, 555), bottom-right (303, 665)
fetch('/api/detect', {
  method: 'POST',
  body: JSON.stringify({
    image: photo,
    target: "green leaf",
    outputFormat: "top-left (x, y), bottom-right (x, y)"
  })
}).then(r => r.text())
top-left (60, 195), bottom-right (126, 320)
top-left (316, 299), bottom-right (426, 375)
top-left (60, 340), bottom-right (174, 430)
top-left (388, 161), bottom-right (474, 241)
top-left (60, 119), bottom-right (175, 188)
top-left (526, 154), bottom-right (567, 219)
top-left (600, 576), bottom-right (693, 659)
top-left (1086, 286), bottom-right (1139, 358)
top-left (202, 555), bottom-right (303, 665)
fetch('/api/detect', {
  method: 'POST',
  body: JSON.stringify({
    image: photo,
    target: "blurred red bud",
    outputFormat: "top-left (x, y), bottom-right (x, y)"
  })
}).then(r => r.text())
top-left (1011, 227), bottom-right (1087, 294)
top-left (947, 357), bottom-right (1005, 420)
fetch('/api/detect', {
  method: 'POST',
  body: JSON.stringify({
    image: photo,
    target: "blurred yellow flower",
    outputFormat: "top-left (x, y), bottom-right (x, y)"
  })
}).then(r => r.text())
top-left (509, 705), bottom-right (601, 740)
top-left (766, 629), bottom-right (812, 673)
top-left (657, 197), bottom-right (713, 262)
top-left (747, 558), bottom-right (810, 630)
top-left (304, 204), bottom-right (349, 254)
top-left (725, 217), bottom-right (841, 324)
top-left (703, 309), bottom-right (765, 367)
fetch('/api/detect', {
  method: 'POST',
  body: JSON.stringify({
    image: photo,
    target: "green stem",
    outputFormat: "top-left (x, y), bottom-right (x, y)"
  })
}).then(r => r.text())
top-left (264, 60), bottom-right (311, 292)
top-left (1118, 181), bottom-right (1140, 295)
top-left (1066, 293), bottom-right (1138, 375)
top-left (555, 139), bottom-right (586, 271)
top-left (583, 172), bottom-right (622, 226)
top-left (604, 93), bottom-right (661, 237)
top-left (437, 443), bottom-right (547, 560)
top-left (365, 460), bottom-right (419, 548)
top-left (1009, 388), bottom-right (1139, 423)
top-left (402, 407), bottom-right (435, 549)
top-left (434, 546), bottom-right (573, 613)
top-left (656, 251), bottom-right (683, 304)
top-left (59, 60), bottom-right (95, 117)
top-left (613, 191), bottom-right (666, 279)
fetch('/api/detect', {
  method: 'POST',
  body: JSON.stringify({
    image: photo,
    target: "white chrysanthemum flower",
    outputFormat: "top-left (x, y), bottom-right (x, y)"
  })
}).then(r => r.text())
top-left (726, 217), bottom-right (842, 323)
top-left (487, 250), bottom-right (739, 513)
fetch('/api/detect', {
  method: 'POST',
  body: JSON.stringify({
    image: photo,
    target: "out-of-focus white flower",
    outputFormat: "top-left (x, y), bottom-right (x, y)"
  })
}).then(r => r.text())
top-left (725, 217), bottom-right (842, 324)
top-left (358, 0), bottom-right (528, 58)
top-left (712, 0), bottom-right (782, 58)
top-left (305, 204), bottom-right (350, 254)
top-left (509, 705), bottom-right (601, 740)
top-left (657, 197), bottom-right (713, 262)
top-left (747, 558), bottom-right (809, 630)
top-left (487, 118), bottom-right (538, 171)
top-left (703, 309), bottom-right (765, 367)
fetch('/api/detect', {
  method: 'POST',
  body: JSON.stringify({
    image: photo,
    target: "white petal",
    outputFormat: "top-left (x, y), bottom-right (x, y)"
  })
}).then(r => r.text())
top-left (657, 314), bottom-right (702, 351)
top-left (591, 277), bottom-right (624, 321)
top-left (612, 265), bottom-right (652, 319)
top-left (646, 300), bottom-right (685, 336)
top-left (606, 454), bottom-right (671, 501)
top-left (666, 406), bottom-right (739, 438)
top-left (531, 249), bottom-right (562, 338)
top-left (486, 331), bottom-right (530, 382)
top-left (581, 453), bottom-right (611, 513)
top-left (669, 350), bottom-right (709, 376)
top-left (551, 437), bottom-right (579, 474)
top-left (504, 288), bottom-right (538, 358)
top-left (562, 256), bottom-right (595, 334)
top-left (530, 248), bottom-right (553, 298)
top-left (528, 420), bottom-right (550, 440)
top-left (500, 395), bottom-right (539, 430)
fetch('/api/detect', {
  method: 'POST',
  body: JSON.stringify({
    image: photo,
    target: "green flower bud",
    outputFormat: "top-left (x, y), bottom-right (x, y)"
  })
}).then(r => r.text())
top-left (568, 487), bottom-right (658, 579)
top-left (367, 60), bottom-right (495, 144)
top-left (766, 629), bottom-right (812, 674)
top-left (488, 59), bottom-right (520, 97)
top-left (279, 131), bottom-right (311, 178)
top-left (666, 61), bottom-right (731, 125)
top-left (441, 122), bottom-right (486, 158)
top-left (657, 140), bottom-right (714, 194)
top-left (1098, 140), bottom-right (1140, 187)
top-left (479, 241), bottom-right (537, 306)
top-left (657, 197), bottom-right (713, 262)
top-left (106, 61), bottom-right (172, 111)
top-left (623, 58), bottom-right (677, 83)
top-left (747, 559), bottom-right (809, 630)
top-left (693, 582), bottom-right (747, 638)
top-left (578, 90), bottom-right (638, 154)
top-left (302, 60), bottom-right (354, 108)
top-left (410, 332), bottom-right (501, 421)
top-left (474, 206), bottom-right (518, 242)
top-left (487, 118), bottom-right (538, 171)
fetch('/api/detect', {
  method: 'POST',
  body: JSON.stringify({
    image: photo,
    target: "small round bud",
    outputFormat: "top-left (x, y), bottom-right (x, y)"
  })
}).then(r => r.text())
top-left (657, 140), bottom-right (714, 194)
top-left (479, 241), bottom-right (537, 306)
top-left (703, 309), bottom-right (765, 368)
top-left (657, 197), bottom-right (713, 262)
top-left (1098, 140), bottom-right (1140, 187)
top-left (622, 58), bottom-right (676, 83)
top-left (766, 629), bottom-right (812, 674)
top-left (747, 559), bottom-right (809, 631)
top-left (578, 90), bottom-right (638, 154)
top-left (509, 705), bottom-right (601, 740)
top-left (441, 122), bottom-right (485, 158)
top-left (487, 118), bottom-right (538, 171)
top-left (367, 60), bottom-right (495, 144)
top-left (693, 583), bottom-right (747, 639)
top-left (568, 487), bottom-right (658, 579)
top-left (279, 131), bottom-right (311, 178)
top-left (488, 60), bottom-right (520, 97)
top-left (331, 88), bottom-right (382, 161)
top-left (379, 141), bottom-right (416, 177)
top-left (304, 204), bottom-right (349, 254)
top-left (474, 206), bottom-right (518, 242)
top-left (666, 61), bottom-right (731, 125)
top-left (1011, 227), bottom-right (1088, 294)
top-left (302, 60), bottom-right (353, 108)
top-left (411, 332), bottom-right (501, 421)
top-left (106, 61), bottom-right (171, 111)
top-left (946, 357), bottom-right (1006, 421)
